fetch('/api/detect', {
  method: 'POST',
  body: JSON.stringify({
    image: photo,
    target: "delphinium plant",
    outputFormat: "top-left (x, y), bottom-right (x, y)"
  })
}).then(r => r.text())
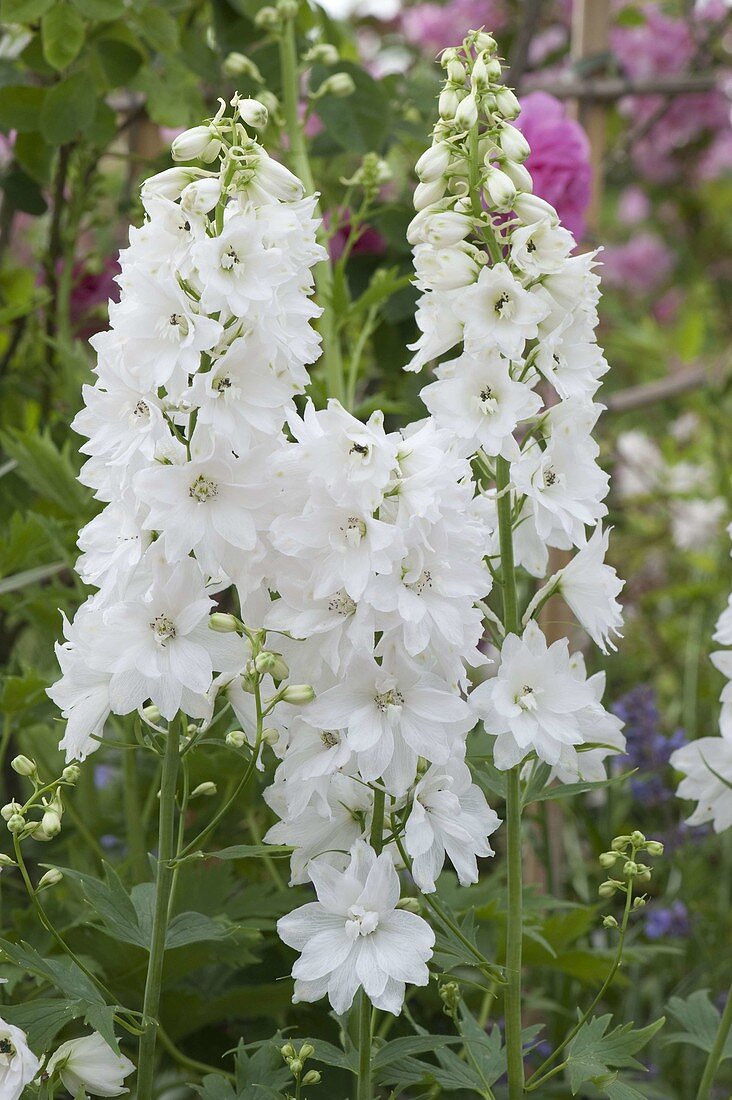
top-left (0, 18), bottom-right (723, 1100)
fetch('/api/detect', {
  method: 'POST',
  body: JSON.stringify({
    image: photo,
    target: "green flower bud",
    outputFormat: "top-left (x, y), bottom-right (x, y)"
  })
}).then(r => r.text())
top-left (299, 1043), bottom-right (314, 1061)
top-left (62, 765), bottom-right (81, 785)
top-left (209, 612), bottom-right (241, 633)
top-left (222, 53), bottom-right (264, 82)
top-left (279, 684), bottom-right (315, 705)
top-left (190, 782), bottom-right (217, 799)
top-left (7, 814), bottom-right (25, 834)
top-left (289, 1058), bottom-right (303, 1076)
top-left (280, 1043), bottom-right (296, 1062)
top-left (226, 730), bottom-right (247, 748)
top-left (143, 703), bottom-right (161, 723)
top-left (602, 915), bottom-right (618, 929)
top-left (396, 897), bottom-right (421, 913)
top-left (630, 830), bottom-right (646, 847)
top-left (645, 840), bottom-right (664, 856)
top-left (633, 895), bottom-right (646, 909)
top-left (302, 1070), bottom-right (321, 1085)
top-left (599, 851), bottom-right (618, 869)
top-left (598, 880), bottom-right (619, 898)
top-left (1, 802), bottom-right (22, 822)
top-left (277, 0), bottom-right (299, 16)
top-left (11, 755), bottom-right (36, 778)
top-left (623, 861), bottom-right (638, 878)
top-left (261, 727), bottom-right (280, 746)
top-left (0, 853), bottom-right (16, 868)
top-left (439, 980), bottom-right (460, 1014)
top-left (304, 43), bottom-right (339, 65)
top-left (254, 5), bottom-right (280, 28)
top-left (316, 73), bottom-right (356, 99)
top-left (40, 810), bottom-right (62, 838)
top-left (37, 868), bottom-right (63, 889)
top-left (611, 835), bottom-right (631, 852)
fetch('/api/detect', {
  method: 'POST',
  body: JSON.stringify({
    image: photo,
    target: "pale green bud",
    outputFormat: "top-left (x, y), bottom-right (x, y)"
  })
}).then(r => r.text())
top-left (289, 1058), bottom-right (303, 1076)
top-left (254, 5), bottom-right (280, 28)
top-left (226, 730), bottom-right (247, 748)
top-left (190, 782), bottom-right (217, 799)
top-left (454, 92), bottom-right (478, 129)
top-left (62, 765), bottom-right (81, 785)
top-left (38, 868), bottom-right (63, 889)
top-left (633, 895), bottom-right (646, 909)
top-left (645, 840), bottom-right (664, 856)
top-left (438, 87), bottom-right (460, 120)
top-left (143, 703), bottom-right (162, 723)
top-left (630, 830), bottom-right (646, 847)
top-left (209, 612), bottom-right (241, 633)
top-left (396, 897), bottom-right (421, 913)
top-left (599, 851), bottom-right (618, 869)
top-left (171, 126), bottom-right (221, 163)
top-left (7, 814), bottom-right (25, 834)
top-left (611, 834), bottom-right (631, 852)
top-left (2, 802), bottom-right (22, 822)
top-left (445, 57), bottom-right (466, 82)
top-left (11, 755), bottom-right (36, 778)
top-left (302, 1070), bottom-right (321, 1085)
top-left (598, 880), bottom-right (619, 898)
top-left (305, 43), bottom-right (339, 65)
top-left (415, 142), bottom-right (451, 183)
top-left (40, 810), bottom-right (62, 838)
top-left (255, 651), bottom-right (289, 680)
top-left (299, 1043), bottom-right (315, 1061)
top-left (280, 1043), bottom-right (296, 1061)
top-left (222, 53), bottom-right (263, 81)
top-left (623, 861), bottom-right (639, 878)
top-left (280, 684), bottom-right (315, 705)
top-left (471, 52), bottom-right (490, 91)
top-left (499, 122), bottom-right (531, 163)
top-left (261, 727), bottom-right (280, 746)
top-left (602, 915), bottom-right (618, 929)
top-left (235, 96), bottom-right (269, 130)
top-left (475, 31), bottom-right (497, 52)
top-left (484, 166), bottom-right (517, 209)
top-left (317, 72), bottom-right (356, 99)
top-left (494, 86), bottom-right (520, 119)
top-left (277, 0), bottom-right (298, 16)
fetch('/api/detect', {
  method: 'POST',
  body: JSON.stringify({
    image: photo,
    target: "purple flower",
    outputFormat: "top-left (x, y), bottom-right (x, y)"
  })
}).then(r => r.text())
top-left (515, 92), bottom-right (592, 242)
top-left (400, 0), bottom-right (507, 54)
top-left (602, 233), bottom-right (675, 295)
top-left (612, 686), bottom-right (687, 805)
top-left (644, 900), bottom-right (691, 940)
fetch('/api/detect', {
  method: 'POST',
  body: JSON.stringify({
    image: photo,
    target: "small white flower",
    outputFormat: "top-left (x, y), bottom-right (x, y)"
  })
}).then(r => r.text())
top-left (277, 840), bottom-right (434, 1015)
top-left (0, 1018), bottom-right (40, 1100)
top-left (672, 737), bottom-right (732, 833)
top-left (47, 1032), bottom-right (134, 1097)
top-left (510, 219), bottom-right (575, 277)
top-left (552, 525), bottom-right (624, 653)
top-left (456, 262), bottom-right (548, 359)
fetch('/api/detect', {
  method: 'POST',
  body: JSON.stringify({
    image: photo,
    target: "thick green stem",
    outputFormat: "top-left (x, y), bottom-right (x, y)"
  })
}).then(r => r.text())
top-left (123, 730), bottom-right (148, 881)
top-left (278, 17), bottom-right (345, 404)
top-left (136, 725), bottom-right (180, 1099)
top-left (357, 989), bottom-right (373, 1100)
top-left (696, 980), bottom-right (732, 1100)
top-left (496, 456), bottom-right (524, 1099)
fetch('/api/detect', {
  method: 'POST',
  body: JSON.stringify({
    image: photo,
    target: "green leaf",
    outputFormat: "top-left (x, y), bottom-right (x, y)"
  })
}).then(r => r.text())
top-left (0, 86), bottom-right (47, 133)
top-left (372, 1034), bottom-right (463, 1072)
top-left (0, 428), bottom-right (89, 516)
top-left (0, 562), bottom-right (65, 595)
top-left (13, 132), bottom-right (54, 187)
top-left (94, 37), bottom-right (144, 86)
top-left (0, 939), bottom-right (104, 1005)
top-left (165, 912), bottom-right (231, 949)
top-left (567, 1015), bottom-right (665, 1094)
top-left (71, 0), bottom-right (123, 17)
top-left (204, 844), bottom-right (293, 861)
top-left (307, 1038), bottom-right (359, 1073)
top-left (134, 57), bottom-right (202, 127)
top-left (135, 7), bottom-right (179, 52)
top-left (664, 990), bottom-right (732, 1058)
top-left (39, 71), bottom-right (97, 144)
top-left (42, 3), bottom-right (86, 71)
top-left (0, 167), bottom-right (47, 215)
top-left (0, 0), bottom-right (53, 19)
top-left (54, 863), bottom-right (149, 948)
top-left (1, 997), bottom-right (81, 1050)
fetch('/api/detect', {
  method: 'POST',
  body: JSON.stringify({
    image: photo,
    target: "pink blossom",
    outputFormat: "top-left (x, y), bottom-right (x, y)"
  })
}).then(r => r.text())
top-left (611, 5), bottom-right (695, 80)
top-left (328, 213), bottom-right (386, 262)
top-left (515, 92), bottom-right (592, 242)
top-left (400, 0), bottom-right (507, 54)
top-left (70, 257), bottom-right (122, 338)
top-left (617, 185), bottom-right (651, 226)
top-left (601, 232), bottom-right (675, 295)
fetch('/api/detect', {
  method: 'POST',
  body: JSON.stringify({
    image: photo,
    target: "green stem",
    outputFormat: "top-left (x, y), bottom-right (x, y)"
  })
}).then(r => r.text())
top-left (496, 455), bottom-right (524, 1100)
top-left (123, 730), bottom-right (148, 881)
top-left (357, 989), bottom-right (373, 1100)
top-left (696, 979), bottom-right (732, 1100)
top-left (136, 723), bottom-right (180, 1099)
top-left (278, 15), bottom-right (345, 404)
top-left (370, 787), bottom-right (386, 854)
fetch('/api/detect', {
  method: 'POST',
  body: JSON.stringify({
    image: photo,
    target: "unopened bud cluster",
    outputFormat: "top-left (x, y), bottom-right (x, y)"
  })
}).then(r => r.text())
top-left (280, 1042), bottom-right (320, 1087)
top-left (599, 832), bottom-right (664, 910)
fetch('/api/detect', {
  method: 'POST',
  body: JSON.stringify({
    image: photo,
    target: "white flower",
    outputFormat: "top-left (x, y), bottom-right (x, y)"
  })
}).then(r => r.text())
top-left (404, 757), bottom-right (500, 892)
top-left (471, 621), bottom-right (596, 769)
top-left (102, 558), bottom-right (246, 721)
top-left (192, 205), bottom-right (290, 314)
top-left (456, 262), bottom-right (548, 359)
top-left (47, 1032), bottom-right (134, 1097)
top-left (47, 603), bottom-right (112, 762)
top-left (714, 596), bottom-right (732, 647)
top-left (303, 652), bottom-right (473, 794)
top-left (711, 650), bottom-right (732, 739)
top-left (421, 351), bottom-right (542, 459)
top-left (509, 219), bottom-right (575, 277)
top-left (0, 1018), bottom-right (40, 1100)
top-left (406, 290), bottom-right (463, 372)
top-left (412, 242), bottom-right (479, 292)
top-left (277, 841), bottom-right (434, 1015)
top-left (551, 656), bottom-right (625, 783)
top-left (672, 737), bottom-right (732, 833)
top-left (550, 525), bottom-right (624, 653)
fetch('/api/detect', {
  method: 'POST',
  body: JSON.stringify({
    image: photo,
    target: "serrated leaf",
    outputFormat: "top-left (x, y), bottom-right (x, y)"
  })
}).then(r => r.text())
top-left (204, 844), bottom-right (293, 861)
top-left (308, 1037), bottom-right (359, 1073)
top-left (567, 1015), bottom-right (665, 1094)
top-left (166, 912), bottom-right (230, 949)
top-left (0, 428), bottom-right (89, 516)
top-left (54, 862), bottom-right (148, 948)
top-left (42, 3), bottom-right (86, 71)
top-left (1, 997), bottom-right (82, 1050)
top-left (372, 1034), bottom-right (462, 1071)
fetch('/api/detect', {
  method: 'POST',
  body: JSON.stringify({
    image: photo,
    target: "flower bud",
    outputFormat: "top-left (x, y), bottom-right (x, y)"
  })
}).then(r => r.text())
top-left (190, 782), bottom-right (217, 798)
top-left (299, 1043), bottom-right (314, 1061)
top-left (484, 166), bottom-right (517, 210)
top-left (255, 651), bottom-right (290, 680)
top-left (415, 142), bottom-right (451, 184)
top-left (305, 43), bottom-right (339, 65)
top-left (438, 87), bottom-right (459, 120)
top-left (494, 86), bottom-right (521, 119)
top-left (611, 834), bottom-right (630, 852)
top-left (209, 612), bottom-right (241, 633)
top-left (599, 851), bottom-right (618, 869)
top-left (645, 840), bottom-right (664, 856)
top-left (439, 979), bottom-right (461, 1014)
top-left (499, 123), bottom-right (531, 163)
top-left (471, 52), bottom-right (490, 92)
top-left (514, 193), bottom-right (559, 226)
top-left (598, 880), bottom-right (619, 898)
top-left (180, 178), bottom-right (221, 215)
top-left (502, 159), bottom-right (533, 192)
top-left (261, 727), bottom-right (280, 746)
top-left (38, 868), bottom-right (63, 889)
top-left (141, 167), bottom-right (207, 203)
top-left (11, 755), bottom-right (36, 778)
top-left (602, 915), bottom-right (618, 929)
top-left (623, 860), bottom-right (638, 878)
top-left (413, 178), bottom-right (448, 211)
top-left (302, 1070), bottom-right (321, 1085)
top-left (222, 52), bottom-right (263, 81)
top-left (396, 897), bottom-right (421, 913)
top-left (408, 209), bottom-right (474, 247)
top-left (630, 830), bottom-right (646, 847)
top-left (226, 730), bottom-right (247, 748)
top-left (485, 57), bottom-right (502, 81)
top-left (1, 802), bottom-right (22, 821)
top-left (414, 243), bottom-right (478, 291)
top-left (280, 1043), bottom-right (296, 1061)
top-left (41, 809), bottom-right (62, 838)
top-left (7, 814), bottom-right (25, 834)
top-left (454, 93), bottom-right (478, 130)
top-left (143, 703), bottom-right (162, 723)
top-left (62, 765), bottom-right (81, 785)
top-left (317, 72), bottom-right (356, 99)
top-left (171, 126), bottom-right (217, 163)
top-left (277, 0), bottom-right (298, 16)
top-left (475, 31), bottom-right (497, 52)
top-left (289, 1058), bottom-right (303, 1076)
top-left (633, 895), bottom-right (646, 909)
top-left (254, 5), bottom-right (280, 28)
top-left (279, 684), bottom-right (315, 705)
top-left (236, 96), bottom-right (269, 130)
top-left (254, 150), bottom-right (304, 202)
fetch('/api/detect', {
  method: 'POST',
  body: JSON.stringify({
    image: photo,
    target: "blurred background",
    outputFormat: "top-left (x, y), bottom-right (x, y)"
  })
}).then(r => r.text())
top-left (0, 1), bottom-right (731, 1095)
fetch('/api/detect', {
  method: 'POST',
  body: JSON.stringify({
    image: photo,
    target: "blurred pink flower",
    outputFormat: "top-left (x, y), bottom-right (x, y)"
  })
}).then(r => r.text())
top-left (400, 0), bottom-right (507, 54)
top-left (328, 214), bottom-right (386, 262)
top-left (617, 185), bottom-right (651, 226)
top-left (602, 232), bottom-right (675, 295)
top-left (70, 257), bottom-right (121, 338)
top-left (652, 287), bottom-right (684, 325)
top-left (611, 5), bottom-right (695, 80)
top-left (516, 91), bottom-right (592, 241)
